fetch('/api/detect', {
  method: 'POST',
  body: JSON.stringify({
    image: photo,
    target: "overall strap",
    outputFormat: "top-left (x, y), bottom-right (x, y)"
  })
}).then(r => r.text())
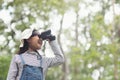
top-left (40, 57), bottom-right (42, 66)
top-left (19, 55), bottom-right (25, 65)
top-left (35, 50), bottom-right (42, 66)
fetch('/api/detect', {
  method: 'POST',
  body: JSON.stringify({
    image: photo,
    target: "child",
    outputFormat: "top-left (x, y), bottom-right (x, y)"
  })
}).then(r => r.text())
top-left (7, 28), bottom-right (65, 80)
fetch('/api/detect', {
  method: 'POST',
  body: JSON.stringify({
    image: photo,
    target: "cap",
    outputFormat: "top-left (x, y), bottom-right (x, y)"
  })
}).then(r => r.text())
top-left (19, 28), bottom-right (40, 47)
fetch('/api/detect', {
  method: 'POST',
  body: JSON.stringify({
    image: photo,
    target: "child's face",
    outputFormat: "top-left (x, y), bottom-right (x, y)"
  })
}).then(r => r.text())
top-left (27, 35), bottom-right (43, 51)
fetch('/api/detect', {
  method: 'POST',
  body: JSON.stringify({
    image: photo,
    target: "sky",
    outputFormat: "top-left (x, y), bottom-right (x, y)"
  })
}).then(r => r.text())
top-left (0, 0), bottom-right (120, 54)
top-left (0, 0), bottom-right (120, 55)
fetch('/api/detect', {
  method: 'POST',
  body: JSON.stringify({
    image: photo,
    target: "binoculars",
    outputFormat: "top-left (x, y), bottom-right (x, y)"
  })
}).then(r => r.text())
top-left (39, 30), bottom-right (55, 41)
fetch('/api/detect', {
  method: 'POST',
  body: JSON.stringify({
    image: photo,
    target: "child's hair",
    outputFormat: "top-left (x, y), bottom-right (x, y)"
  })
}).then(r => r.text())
top-left (17, 39), bottom-right (29, 54)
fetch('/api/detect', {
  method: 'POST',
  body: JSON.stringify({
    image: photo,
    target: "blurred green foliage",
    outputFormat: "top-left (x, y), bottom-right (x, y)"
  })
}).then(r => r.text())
top-left (0, 55), bottom-right (11, 80)
top-left (0, 0), bottom-right (120, 80)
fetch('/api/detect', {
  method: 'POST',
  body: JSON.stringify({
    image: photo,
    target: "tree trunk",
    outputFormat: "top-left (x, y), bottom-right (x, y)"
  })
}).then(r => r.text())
top-left (112, 0), bottom-right (119, 80)
top-left (75, 11), bottom-right (79, 47)
top-left (57, 14), bottom-right (68, 80)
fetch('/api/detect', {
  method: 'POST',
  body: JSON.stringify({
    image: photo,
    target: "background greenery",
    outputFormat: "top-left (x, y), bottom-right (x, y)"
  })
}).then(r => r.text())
top-left (0, 0), bottom-right (120, 80)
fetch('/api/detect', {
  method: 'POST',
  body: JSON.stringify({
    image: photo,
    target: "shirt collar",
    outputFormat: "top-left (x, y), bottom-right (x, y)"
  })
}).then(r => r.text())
top-left (26, 51), bottom-right (38, 55)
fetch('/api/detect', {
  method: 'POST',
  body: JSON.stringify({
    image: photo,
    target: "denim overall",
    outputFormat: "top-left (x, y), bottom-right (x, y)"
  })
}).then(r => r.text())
top-left (19, 54), bottom-right (43, 80)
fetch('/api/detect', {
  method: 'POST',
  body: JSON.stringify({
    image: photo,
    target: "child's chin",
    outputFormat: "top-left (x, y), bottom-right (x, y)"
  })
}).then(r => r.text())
top-left (37, 46), bottom-right (41, 49)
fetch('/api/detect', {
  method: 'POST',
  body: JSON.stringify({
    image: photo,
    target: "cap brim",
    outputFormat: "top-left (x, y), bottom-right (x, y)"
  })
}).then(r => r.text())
top-left (20, 29), bottom-right (33, 47)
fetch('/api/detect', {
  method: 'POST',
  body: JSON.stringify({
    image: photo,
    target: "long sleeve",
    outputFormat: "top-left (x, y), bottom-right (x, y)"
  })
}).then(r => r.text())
top-left (44, 40), bottom-right (65, 67)
top-left (7, 56), bottom-right (18, 80)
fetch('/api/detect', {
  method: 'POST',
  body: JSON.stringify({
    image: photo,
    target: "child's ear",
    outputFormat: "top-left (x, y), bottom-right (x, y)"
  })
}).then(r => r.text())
top-left (26, 38), bottom-right (31, 43)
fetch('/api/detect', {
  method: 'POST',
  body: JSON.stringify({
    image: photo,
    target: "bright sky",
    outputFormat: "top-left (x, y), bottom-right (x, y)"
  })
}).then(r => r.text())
top-left (0, 1), bottom-right (120, 53)
top-left (0, 0), bottom-right (120, 53)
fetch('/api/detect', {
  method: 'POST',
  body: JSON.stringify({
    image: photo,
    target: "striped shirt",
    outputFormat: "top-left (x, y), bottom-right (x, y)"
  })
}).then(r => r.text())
top-left (7, 40), bottom-right (65, 80)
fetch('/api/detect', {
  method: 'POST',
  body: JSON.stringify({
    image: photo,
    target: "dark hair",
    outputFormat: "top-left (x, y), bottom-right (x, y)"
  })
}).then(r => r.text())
top-left (17, 39), bottom-right (29, 54)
